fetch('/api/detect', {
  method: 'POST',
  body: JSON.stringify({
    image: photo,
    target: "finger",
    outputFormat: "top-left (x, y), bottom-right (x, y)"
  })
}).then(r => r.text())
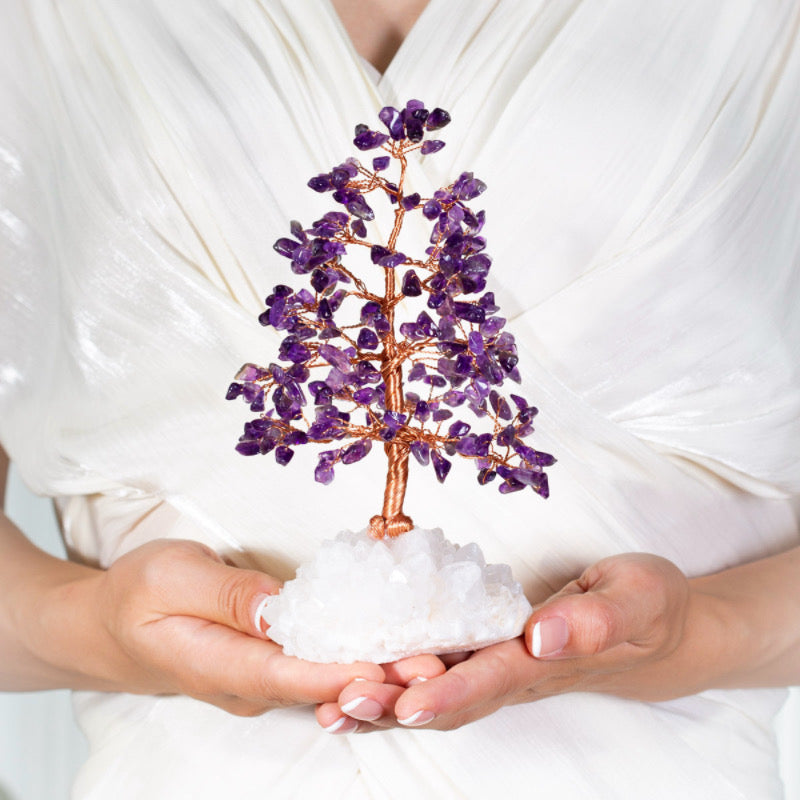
top-left (148, 614), bottom-right (385, 705)
top-left (316, 703), bottom-right (363, 735)
top-left (263, 649), bottom-right (385, 704)
top-left (525, 594), bottom-right (621, 659)
top-left (129, 539), bottom-right (283, 638)
top-left (381, 653), bottom-right (447, 687)
top-left (393, 638), bottom-right (530, 730)
top-left (336, 680), bottom-right (406, 726)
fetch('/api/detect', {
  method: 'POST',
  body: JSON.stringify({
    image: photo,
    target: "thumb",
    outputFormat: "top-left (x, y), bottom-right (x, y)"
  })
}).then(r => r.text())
top-left (135, 540), bottom-right (282, 639)
top-left (524, 586), bottom-right (631, 660)
top-left (524, 554), bottom-right (688, 659)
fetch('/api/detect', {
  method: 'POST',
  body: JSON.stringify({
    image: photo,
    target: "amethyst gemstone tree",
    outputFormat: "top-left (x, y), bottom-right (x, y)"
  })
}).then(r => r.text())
top-left (228, 100), bottom-right (554, 663)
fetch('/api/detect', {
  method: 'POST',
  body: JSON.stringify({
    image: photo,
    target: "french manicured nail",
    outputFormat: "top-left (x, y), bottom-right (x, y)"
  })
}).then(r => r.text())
top-left (531, 616), bottom-right (569, 657)
top-left (406, 676), bottom-right (428, 687)
top-left (397, 710), bottom-right (435, 727)
top-left (340, 696), bottom-right (383, 721)
top-left (324, 716), bottom-right (359, 734)
top-left (253, 595), bottom-right (271, 635)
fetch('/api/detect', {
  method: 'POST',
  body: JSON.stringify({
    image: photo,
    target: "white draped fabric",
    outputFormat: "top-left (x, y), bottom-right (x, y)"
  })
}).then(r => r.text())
top-left (1, 0), bottom-right (799, 797)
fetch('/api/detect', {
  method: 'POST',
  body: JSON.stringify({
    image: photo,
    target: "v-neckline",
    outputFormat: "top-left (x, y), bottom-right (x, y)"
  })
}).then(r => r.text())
top-left (320, 0), bottom-right (440, 91)
top-left (277, 0), bottom-right (502, 197)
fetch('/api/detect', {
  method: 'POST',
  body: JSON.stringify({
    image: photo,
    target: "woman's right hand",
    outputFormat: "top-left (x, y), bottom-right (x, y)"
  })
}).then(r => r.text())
top-left (89, 539), bottom-right (391, 715)
top-left (2, 520), bottom-right (386, 715)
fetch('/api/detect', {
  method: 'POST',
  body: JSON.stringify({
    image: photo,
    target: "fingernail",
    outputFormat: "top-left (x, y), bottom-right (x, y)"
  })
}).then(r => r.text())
top-left (253, 594), bottom-right (271, 635)
top-left (324, 716), bottom-right (359, 734)
top-left (406, 676), bottom-right (428, 687)
top-left (531, 617), bottom-right (569, 657)
top-left (340, 696), bottom-right (383, 721)
top-left (397, 710), bottom-right (435, 727)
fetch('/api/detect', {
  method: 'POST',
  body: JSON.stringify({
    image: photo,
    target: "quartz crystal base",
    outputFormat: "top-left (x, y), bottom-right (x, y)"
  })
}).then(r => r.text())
top-left (261, 527), bottom-right (532, 664)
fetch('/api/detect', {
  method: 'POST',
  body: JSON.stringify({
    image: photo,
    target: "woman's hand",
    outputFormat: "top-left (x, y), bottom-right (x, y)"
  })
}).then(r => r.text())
top-left (1, 519), bottom-right (385, 715)
top-left (89, 539), bottom-right (390, 715)
top-left (316, 552), bottom-right (734, 732)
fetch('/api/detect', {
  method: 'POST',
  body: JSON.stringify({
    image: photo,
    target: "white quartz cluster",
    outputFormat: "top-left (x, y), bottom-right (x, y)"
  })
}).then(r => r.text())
top-left (261, 527), bottom-right (532, 664)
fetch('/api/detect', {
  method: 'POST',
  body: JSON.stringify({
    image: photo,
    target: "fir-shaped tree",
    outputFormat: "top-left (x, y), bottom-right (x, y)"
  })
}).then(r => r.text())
top-left (228, 100), bottom-right (554, 540)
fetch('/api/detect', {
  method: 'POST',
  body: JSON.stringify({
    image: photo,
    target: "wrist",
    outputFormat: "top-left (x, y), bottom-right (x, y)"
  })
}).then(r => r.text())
top-left (627, 582), bottom-right (737, 701)
top-left (10, 557), bottom-right (122, 690)
top-left (678, 578), bottom-right (750, 693)
top-left (686, 550), bottom-right (800, 689)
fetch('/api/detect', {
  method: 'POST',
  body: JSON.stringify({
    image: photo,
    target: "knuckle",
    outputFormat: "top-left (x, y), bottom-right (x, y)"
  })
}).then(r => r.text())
top-left (138, 550), bottom-right (172, 593)
top-left (626, 559), bottom-right (664, 593)
top-left (138, 540), bottom-right (206, 593)
top-left (474, 651), bottom-right (515, 700)
top-left (216, 571), bottom-right (256, 631)
top-left (585, 600), bottom-right (619, 655)
top-left (251, 662), bottom-right (289, 706)
top-left (622, 554), bottom-right (683, 597)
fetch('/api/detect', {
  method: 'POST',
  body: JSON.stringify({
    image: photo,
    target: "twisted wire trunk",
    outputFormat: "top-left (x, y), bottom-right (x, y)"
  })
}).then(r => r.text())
top-left (368, 150), bottom-right (414, 539)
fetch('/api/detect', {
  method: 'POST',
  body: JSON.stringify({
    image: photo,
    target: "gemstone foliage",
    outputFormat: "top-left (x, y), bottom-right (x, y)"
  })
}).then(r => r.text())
top-left (228, 100), bottom-right (554, 537)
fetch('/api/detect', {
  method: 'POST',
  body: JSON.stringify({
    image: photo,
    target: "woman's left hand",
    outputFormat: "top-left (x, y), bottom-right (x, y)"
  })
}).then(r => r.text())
top-left (317, 552), bottom-right (723, 733)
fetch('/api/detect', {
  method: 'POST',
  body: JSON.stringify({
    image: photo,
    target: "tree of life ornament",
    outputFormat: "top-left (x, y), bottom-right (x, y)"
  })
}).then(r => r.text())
top-left (228, 101), bottom-right (554, 534)
top-left (227, 100), bottom-right (555, 663)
